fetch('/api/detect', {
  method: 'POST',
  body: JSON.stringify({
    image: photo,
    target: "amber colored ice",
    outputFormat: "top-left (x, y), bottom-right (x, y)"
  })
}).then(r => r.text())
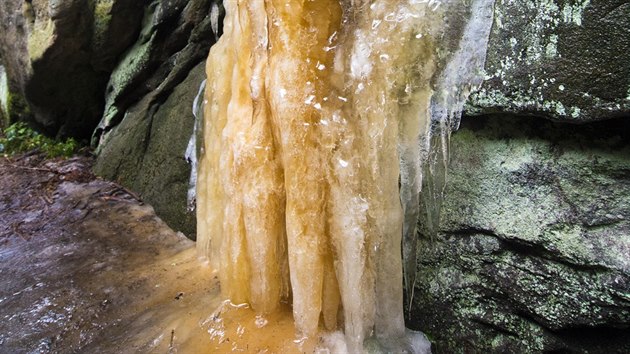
top-left (196, 0), bottom-right (494, 352)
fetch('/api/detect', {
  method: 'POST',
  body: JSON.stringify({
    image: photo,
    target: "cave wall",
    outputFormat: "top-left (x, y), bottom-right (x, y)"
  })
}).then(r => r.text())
top-left (417, 1), bottom-right (630, 351)
top-left (91, 0), bottom-right (221, 236)
top-left (0, 0), bottom-right (221, 234)
top-left (0, 0), bottom-right (147, 138)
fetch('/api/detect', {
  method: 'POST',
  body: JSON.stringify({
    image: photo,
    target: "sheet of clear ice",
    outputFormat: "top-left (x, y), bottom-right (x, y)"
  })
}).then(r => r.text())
top-left (185, 79), bottom-right (206, 213)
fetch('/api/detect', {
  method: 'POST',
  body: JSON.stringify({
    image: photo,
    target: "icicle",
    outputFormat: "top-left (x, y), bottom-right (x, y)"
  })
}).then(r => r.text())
top-left (210, 3), bottom-right (221, 41)
top-left (419, 0), bottom-right (495, 238)
top-left (401, 0), bottom-right (496, 308)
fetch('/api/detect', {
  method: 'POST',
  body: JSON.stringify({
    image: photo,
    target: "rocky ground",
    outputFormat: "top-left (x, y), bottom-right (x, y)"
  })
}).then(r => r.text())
top-left (0, 153), bottom-right (220, 353)
top-left (0, 152), bottom-right (329, 353)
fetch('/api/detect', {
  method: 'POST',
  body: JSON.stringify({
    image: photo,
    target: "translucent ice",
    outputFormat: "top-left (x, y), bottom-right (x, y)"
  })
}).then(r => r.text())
top-left (196, 0), bottom-right (494, 352)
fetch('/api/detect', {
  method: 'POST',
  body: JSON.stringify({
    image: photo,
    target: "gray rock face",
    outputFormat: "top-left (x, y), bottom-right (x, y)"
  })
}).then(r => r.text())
top-left (409, 115), bottom-right (630, 352)
top-left (0, 0), bottom-right (145, 138)
top-left (411, 2), bottom-right (630, 348)
top-left (466, 0), bottom-right (630, 121)
top-left (93, 62), bottom-right (205, 237)
top-left (92, 0), bottom-right (220, 146)
top-left (0, 0), bottom-right (29, 113)
top-left (0, 0), bottom-right (219, 234)
top-left (92, 0), bottom-right (221, 237)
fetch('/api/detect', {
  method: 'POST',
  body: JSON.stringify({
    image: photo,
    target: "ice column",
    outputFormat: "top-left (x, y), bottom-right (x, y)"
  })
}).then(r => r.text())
top-left (196, 0), bottom-right (495, 351)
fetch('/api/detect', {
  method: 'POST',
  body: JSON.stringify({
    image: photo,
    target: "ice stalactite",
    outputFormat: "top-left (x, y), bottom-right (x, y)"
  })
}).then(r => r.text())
top-left (196, 0), bottom-right (495, 352)
top-left (401, 0), bottom-right (496, 307)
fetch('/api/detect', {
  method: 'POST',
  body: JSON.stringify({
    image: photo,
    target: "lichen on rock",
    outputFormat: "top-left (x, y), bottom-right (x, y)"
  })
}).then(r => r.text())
top-left (410, 115), bottom-right (630, 353)
top-left (466, 0), bottom-right (630, 121)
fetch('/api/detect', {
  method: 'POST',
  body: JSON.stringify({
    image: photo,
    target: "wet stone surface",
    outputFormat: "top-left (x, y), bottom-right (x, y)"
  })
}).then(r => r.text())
top-left (0, 153), bottom-right (338, 353)
top-left (0, 153), bottom-right (219, 353)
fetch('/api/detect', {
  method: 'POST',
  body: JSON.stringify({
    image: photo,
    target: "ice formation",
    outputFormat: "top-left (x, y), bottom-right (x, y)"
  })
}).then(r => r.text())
top-left (196, 0), bottom-right (494, 352)
top-left (185, 79), bottom-right (206, 212)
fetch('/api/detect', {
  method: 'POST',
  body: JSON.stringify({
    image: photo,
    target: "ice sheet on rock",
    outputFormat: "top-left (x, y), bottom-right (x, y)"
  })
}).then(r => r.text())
top-left (399, 0), bottom-right (496, 307)
top-left (210, 2), bottom-right (221, 41)
top-left (421, 0), bottom-right (496, 240)
top-left (185, 79), bottom-right (206, 213)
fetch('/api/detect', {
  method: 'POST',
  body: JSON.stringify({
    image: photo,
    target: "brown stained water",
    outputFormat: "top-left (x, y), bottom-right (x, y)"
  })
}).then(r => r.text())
top-left (0, 154), bottom-right (308, 353)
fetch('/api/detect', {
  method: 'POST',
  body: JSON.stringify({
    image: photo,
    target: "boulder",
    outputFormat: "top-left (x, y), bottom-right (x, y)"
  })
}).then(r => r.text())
top-left (92, 0), bottom-right (221, 237)
top-left (93, 62), bottom-right (204, 237)
top-left (0, 0), bottom-right (220, 234)
top-left (0, 0), bottom-right (146, 139)
top-left (409, 115), bottom-right (630, 352)
top-left (410, 3), bottom-right (630, 349)
top-left (92, 0), bottom-right (220, 146)
top-left (466, 0), bottom-right (630, 122)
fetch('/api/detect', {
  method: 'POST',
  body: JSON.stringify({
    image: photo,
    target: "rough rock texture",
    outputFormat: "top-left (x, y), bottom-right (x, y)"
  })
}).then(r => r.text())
top-left (409, 115), bottom-right (630, 353)
top-left (1, 0), bottom-right (628, 349)
top-left (409, 0), bottom-right (630, 349)
top-left (413, 7), bottom-right (630, 346)
top-left (92, 0), bottom-right (221, 237)
top-left (0, 0), bottom-right (221, 236)
top-left (92, 0), bottom-right (220, 146)
top-left (0, 0), bottom-right (145, 138)
top-left (0, 0), bottom-right (30, 123)
top-left (93, 62), bottom-right (204, 237)
top-left (466, 0), bottom-right (630, 121)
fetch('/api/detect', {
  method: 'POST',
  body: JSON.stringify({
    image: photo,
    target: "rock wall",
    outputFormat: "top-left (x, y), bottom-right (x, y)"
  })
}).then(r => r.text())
top-left (409, 2), bottom-right (630, 350)
top-left (0, 0), bottom-right (221, 234)
top-left (409, 115), bottom-right (630, 352)
top-left (0, 0), bottom-right (628, 351)
top-left (466, 0), bottom-right (630, 121)
top-left (94, 63), bottom-right (205, 236)
top-left (92, 0), bottom-right (221, 236)
top-left (0, 0), bottom-right (146, 138)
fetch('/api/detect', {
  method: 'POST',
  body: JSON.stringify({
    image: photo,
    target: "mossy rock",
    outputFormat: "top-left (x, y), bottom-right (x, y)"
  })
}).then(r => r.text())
top-left (0, 0), bottom-right (145, 139)
top-left (466, 0), bottom-right (630, 121)
top-left (93, 63), bottom-right (205, 237)
top-left (409, 115), bottom-right (630, 353)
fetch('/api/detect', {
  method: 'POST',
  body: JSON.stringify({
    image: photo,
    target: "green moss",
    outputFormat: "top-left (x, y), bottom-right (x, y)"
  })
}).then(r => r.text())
top-left (3, 90), bottom-right (31, 125)
top-left (466, 86), bottom-right (587, 120)
top-left (93, 0), bottom-right (114, 50)
top-left (100, 31), bottom-right (156, 129)
top-left (0, 122), bottom-right (79, 158)
top-left (412, 115), bottom-right (630, 352)
top-left (27, 19), bottom-right (55, 61)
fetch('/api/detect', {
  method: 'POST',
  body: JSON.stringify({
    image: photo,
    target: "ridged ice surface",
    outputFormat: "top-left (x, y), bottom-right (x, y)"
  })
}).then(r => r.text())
top-left (196, 0), bottom-right (494, 352)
